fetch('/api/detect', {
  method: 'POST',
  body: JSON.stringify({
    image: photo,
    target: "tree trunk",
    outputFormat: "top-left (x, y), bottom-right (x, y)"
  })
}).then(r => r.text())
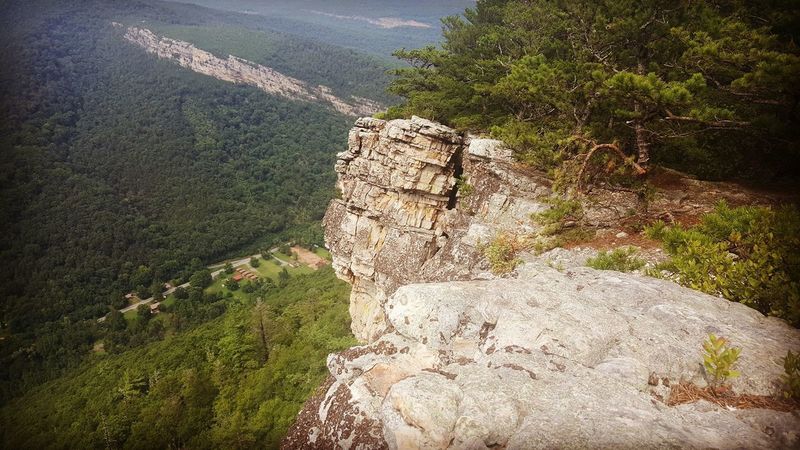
top-left (634, 118), bottom-right (651, 173)
top-left (632, 115), bottom-right (651, 216)
top-left (634, 60), bottom-right (651, 174)
top-left (257, 313), bottom-right (269, 363)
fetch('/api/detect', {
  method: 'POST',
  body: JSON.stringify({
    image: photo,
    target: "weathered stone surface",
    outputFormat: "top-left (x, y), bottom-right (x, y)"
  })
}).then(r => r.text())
top-left (119, 25), bottom-right (380, 116)
top-left (289, 265), bottom-right (800, 449)
top-left (288, 117), bottom-right (800, 450)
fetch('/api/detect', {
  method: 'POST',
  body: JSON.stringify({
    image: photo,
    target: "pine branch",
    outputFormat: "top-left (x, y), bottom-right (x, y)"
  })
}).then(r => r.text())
top-left (576, 141), bottom-right (646, 193)
top-left (663, 110), bottom-right (751, 128)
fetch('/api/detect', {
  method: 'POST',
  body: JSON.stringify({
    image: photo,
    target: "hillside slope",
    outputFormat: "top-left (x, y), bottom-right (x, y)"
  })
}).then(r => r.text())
top-left (1, 268), bottom-right (354, 449)
top-left (0, 0), bottom-right (389, 401)
top-left (121, 25), bottom-right (381, 116)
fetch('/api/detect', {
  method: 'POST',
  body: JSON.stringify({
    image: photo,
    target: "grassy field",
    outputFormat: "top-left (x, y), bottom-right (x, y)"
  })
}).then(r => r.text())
top-left (205, 276), bottom-right (251, 302)
top-left (248, 258), bottom-right (285, 280)
top-left (246, 256), bottom-right (314, 280)
top-left (313, 247), bottom-right (332, 260)
top-left (161, 294), bottom-right (176, 308)
top-left (123, 309), bottom-right (137, 321)
top-left (206, 254), bottom-right (314, 299)
top-left (271, 251), bottom-right (296, 263)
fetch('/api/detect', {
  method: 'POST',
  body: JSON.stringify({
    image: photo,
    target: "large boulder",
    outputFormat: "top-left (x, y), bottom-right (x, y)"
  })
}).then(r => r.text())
top-left (285, 262), bottom-right (800, 449)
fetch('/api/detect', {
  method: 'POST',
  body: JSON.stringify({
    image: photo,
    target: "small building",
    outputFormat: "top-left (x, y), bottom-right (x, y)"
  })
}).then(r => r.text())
top-left (232, 273), bottom-right (244, 282)
top-left (149, 303), bottom-right (160, 314)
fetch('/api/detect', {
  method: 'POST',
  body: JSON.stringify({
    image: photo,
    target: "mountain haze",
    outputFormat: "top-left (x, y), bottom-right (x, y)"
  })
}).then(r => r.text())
top-left (0, 0), bottom-right (399, 402)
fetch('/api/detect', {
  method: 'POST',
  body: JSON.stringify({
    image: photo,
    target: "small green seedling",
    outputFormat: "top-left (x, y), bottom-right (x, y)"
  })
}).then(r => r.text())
top-left (702, 333), bottom-right (741, 389)
top-left (781, 350), bottom-right (800, 400)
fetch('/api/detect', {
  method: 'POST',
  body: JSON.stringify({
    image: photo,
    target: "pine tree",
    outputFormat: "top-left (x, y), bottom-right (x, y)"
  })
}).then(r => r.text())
top-left (389, 0), bottom-right (800, 180)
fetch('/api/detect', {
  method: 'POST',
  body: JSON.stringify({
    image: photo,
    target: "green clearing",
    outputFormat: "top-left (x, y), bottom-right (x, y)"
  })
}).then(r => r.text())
top-left (269, 254), bottom-right (315, 275)
top-left (231, 257), bottom-right (314, 281)
top-left (313, 247), bottom-right (332, 260)
top-left (205, 276), bottom-right (250, 302)
top-left (271, 251), bottom-right (296, 263)
top-left (123, 309), bottom-right (138, 322)
top-left (161, 294), bottom-right (176, 309)
top-left (246, 258), bottom-right (285, 280)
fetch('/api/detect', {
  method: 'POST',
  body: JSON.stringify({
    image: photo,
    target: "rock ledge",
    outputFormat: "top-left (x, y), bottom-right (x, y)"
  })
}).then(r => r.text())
top-left (285, 118), bottom-right (800, 449)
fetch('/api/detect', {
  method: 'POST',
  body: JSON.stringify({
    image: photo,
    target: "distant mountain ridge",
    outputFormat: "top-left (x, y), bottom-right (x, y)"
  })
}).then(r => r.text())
top-left (174, 0), bottom-right (476, 56)
top-left (120, 24), bottom-right (382, 116)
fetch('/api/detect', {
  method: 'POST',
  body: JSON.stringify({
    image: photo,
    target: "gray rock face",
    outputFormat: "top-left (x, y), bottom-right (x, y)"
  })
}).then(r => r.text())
top-left (287, 117), bottom-right (800, 450)
top-left (289, 265), bottom-right (800, 449)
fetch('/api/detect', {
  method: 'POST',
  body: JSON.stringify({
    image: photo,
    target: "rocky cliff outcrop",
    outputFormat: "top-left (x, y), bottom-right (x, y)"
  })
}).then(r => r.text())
top-left (323, 117), bottom-right (553, 342)
top-left (285, 117), bottom-right (800, 449)
top-left (118, 25), bottom-right (380, 117)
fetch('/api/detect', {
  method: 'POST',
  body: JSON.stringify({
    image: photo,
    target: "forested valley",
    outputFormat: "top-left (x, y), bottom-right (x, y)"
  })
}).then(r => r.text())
top-left (0, 0), bottom-right (392, 406)
top-left (3, 0), bottom-right (800, 448)
top-left (1, 266), bottom-right (354, 449)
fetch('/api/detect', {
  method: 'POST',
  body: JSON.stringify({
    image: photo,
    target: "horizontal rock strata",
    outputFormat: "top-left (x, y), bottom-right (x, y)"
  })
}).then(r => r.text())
top-left (323, 117), bottom-right (554, 342)
top-left (286, 117), bottom-right (800, 449)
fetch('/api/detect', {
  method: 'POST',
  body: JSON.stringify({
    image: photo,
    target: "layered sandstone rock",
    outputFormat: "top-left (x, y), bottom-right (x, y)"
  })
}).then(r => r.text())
top-left (119, 25), bottom-right (380, 116)
top-left (323, 117), bottom-right (553, 342)
top-left (323, 116), bottom-right (465, 342)
top-left (285, 117), bottom-right (800, 449)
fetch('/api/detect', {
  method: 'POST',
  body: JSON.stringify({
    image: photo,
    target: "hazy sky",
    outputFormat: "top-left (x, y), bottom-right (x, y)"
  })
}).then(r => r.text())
top-left (177, 0), bottom-right (476, 55)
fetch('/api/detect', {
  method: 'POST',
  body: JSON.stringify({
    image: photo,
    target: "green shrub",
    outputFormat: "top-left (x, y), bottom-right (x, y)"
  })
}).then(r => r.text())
top-left (531, 227), bottom-right (596, 255)
top-left (484, 234), bottom-right (523, 275)
top-left (490, 120), bottom-right (565, 171)
top-left (645, 202), bottom-right (800, 326)
top-left (782, 350), bottom-right (800, 400)
top-left (532, 196), bottom-right (584, 236)
top-left (455, 175), bottom-right (474, 198)
top-left (702, 333), bottom-right (741, 389)
top-left (586, 247), bottom-right (645, 272)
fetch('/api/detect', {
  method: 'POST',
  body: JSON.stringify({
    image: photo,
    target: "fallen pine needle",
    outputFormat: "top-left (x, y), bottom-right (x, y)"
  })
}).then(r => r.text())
top-left (666, 382), bottom-right (797, 412)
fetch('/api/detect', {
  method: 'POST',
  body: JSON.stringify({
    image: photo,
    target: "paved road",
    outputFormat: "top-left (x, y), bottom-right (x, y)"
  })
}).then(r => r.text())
top-left (116, 281), bottom-right (189, 314)
top-left (98, 251), bottom-right (268, 322)
top-left (208, 248), bottom-right (278, 269)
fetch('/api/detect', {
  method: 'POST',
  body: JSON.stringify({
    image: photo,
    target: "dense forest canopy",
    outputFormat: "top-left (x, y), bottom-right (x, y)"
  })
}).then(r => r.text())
top-left (0, 0), bottom-right (391, 401)
top-left (1, 267), bottom-right (354, 449)
top-left (388, 0), bottom-right (800, 181)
